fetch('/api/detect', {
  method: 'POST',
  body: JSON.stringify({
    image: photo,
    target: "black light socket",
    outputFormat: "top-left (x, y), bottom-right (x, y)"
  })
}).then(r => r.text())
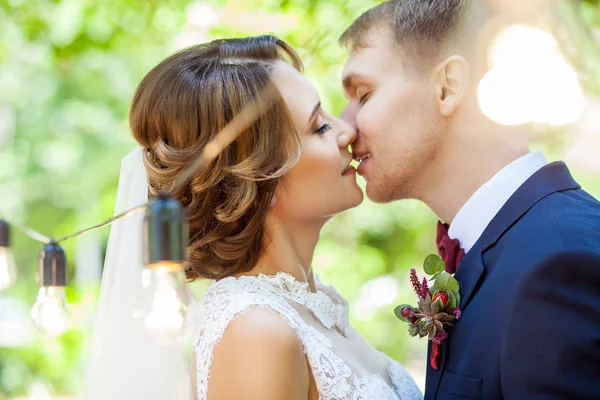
top-left (38, 243), bottom-right (68, 287)
top-left (143, 195), bottom-right (188, 271)
top-left (0, 220), bottom-right (9, 248)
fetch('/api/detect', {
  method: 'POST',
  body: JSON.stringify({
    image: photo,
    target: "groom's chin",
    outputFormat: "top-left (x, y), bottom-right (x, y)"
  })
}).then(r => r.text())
top-left (365, 182), bottom-right (396, 204)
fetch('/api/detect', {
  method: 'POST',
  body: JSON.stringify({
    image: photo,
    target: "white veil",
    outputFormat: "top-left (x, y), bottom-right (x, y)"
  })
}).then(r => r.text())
top-left (84, 147), bottom-right (192, 399)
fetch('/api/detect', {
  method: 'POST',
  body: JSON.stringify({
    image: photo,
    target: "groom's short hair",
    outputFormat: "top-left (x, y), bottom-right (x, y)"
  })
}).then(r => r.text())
top-left (340, 0), bottom-right (487, 69)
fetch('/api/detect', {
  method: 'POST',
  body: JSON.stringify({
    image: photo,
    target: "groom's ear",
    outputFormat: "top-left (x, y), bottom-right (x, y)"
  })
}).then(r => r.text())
top-left (433, 55), bottom-right (470, 117)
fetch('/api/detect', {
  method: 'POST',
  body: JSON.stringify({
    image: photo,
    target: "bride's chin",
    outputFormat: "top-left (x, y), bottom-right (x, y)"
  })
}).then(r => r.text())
top-left (340, 189), bottom-right (365, 211)
top-left (317, 188), bottom-right (364, 217)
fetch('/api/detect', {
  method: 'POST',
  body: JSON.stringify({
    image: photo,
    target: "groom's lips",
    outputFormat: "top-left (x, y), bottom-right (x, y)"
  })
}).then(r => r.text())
top-left (353, 152), bottom-right (371, 176)
top-left (357, 157), bottom-right (370, 176)
top-left (352, 147), bottom-right (368, 159)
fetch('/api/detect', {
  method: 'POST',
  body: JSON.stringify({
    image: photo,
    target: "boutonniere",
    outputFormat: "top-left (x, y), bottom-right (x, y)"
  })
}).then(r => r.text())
top-left (394, 254), bottom-right (462, 370)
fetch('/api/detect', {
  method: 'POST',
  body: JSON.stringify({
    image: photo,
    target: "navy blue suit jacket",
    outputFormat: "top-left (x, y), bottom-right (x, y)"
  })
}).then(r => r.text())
top-left (424, 162), bottom-right (600, 399)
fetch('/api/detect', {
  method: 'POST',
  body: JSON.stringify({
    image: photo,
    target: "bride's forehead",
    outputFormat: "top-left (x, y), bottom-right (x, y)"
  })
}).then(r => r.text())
top-left (271, 61), bottom-right (319, 109)
top-left (272, 62), bottom-right (315, 95)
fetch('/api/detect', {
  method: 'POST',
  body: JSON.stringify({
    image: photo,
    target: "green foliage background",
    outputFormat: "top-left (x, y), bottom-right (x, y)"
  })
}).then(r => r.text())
top-left (0, 0), bottom-right (599, 397)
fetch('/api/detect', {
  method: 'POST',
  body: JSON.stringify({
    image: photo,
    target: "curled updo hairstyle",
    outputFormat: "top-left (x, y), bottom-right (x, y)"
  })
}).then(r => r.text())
top-left (130, 35), bottom-right (303, 280)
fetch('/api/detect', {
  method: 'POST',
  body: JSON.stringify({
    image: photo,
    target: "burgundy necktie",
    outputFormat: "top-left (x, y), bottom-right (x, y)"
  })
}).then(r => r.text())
top-left (436, 221), bottom-right (465, 274)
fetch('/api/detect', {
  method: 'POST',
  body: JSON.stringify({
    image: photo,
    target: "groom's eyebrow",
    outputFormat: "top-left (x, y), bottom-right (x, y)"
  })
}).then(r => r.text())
top-left (342, 73), bottom-right (367, 94)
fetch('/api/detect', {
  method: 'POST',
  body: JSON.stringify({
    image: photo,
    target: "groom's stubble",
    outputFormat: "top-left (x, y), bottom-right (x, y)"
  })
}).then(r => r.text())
top-left (372, 99), bottom-right (445, 204)
top-left (386, 118), bottom-right (444, 204)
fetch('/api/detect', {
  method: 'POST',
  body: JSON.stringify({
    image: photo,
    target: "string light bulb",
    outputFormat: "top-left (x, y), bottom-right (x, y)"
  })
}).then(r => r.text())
top-left (31, 243), bottom-right (72, 337)
top-left (0, 220), bottom-right (17, 291)
top-left (135, 267), bottom-right (189, 343)
top-left (136, 195), bottom-right (189, 343)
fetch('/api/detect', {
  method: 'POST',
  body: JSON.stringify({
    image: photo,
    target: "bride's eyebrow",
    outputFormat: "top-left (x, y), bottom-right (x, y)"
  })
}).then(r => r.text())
top-left (307, 102), bottom-right (321, 125)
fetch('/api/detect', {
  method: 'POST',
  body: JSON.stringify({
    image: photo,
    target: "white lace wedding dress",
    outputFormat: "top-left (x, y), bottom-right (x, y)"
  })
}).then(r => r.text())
top-left (192, 272), bottom-right (423, 400)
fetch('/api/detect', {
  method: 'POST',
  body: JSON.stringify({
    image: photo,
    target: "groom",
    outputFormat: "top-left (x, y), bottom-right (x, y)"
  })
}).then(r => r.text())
top-left (340, 1), bottom-right (600, 399)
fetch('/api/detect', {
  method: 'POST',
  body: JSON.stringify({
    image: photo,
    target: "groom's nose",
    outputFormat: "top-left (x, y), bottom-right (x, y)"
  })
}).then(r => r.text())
top-left (340, 101), bottom-right (359, 132)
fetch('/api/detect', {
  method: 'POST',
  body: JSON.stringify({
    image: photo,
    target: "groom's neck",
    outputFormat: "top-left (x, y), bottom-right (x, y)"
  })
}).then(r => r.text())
top-left (421, 124), bottom-right (530, 224)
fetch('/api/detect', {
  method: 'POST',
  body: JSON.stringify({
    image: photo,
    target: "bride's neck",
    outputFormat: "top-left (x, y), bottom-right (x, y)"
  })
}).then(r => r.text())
top-left (249, 215), bottom-right (325, 292)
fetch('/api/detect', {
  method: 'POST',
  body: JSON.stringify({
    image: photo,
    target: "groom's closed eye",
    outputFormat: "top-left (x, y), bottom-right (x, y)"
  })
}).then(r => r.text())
top-left (356, 88), bottom-right (370, 105)
top-left (342, 72), bottom-right (369, 98)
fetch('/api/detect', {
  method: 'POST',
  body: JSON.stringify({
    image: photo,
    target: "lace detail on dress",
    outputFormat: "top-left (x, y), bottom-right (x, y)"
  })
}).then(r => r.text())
top-left (387, 357), bottom-right (424, 400)
top-left (259, 272), bottom-right (351, 336)
top-left (193, 273), bottom-right (422, 400)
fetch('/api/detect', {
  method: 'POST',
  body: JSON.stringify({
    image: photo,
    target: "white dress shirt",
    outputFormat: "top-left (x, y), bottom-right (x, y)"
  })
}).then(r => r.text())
top-left (448, 150), bottom-right (549, 254)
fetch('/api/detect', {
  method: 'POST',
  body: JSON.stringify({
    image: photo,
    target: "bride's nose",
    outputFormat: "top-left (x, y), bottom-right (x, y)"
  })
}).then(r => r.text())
top-left (336, 118), bottom-right (357, 148)
top-left (340, 101), bottom-right (359, 131)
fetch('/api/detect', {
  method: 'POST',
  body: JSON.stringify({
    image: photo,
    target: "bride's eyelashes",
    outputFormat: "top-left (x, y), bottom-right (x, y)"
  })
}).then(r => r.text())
top-left (314, 123), bottom-right (332, 135)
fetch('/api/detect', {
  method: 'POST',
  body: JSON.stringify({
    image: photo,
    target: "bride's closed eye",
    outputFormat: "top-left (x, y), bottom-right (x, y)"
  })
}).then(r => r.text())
top-left (314, 123), bottom-right (332, 135)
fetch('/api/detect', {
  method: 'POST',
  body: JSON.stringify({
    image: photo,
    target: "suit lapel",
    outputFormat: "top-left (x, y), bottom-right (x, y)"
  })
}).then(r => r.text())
top-left (424, 162), bottom-right (580, 399)
top-left (454, 240), bottom-right (486, 310)
top-left (454, 162), bottom-right (579, 310)
top-left (479, 162), bottom-right (580, 252)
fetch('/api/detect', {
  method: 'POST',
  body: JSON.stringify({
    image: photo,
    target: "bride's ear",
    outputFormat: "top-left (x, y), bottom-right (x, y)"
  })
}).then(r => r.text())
top-left (433, 55), bottom-right (470, 117)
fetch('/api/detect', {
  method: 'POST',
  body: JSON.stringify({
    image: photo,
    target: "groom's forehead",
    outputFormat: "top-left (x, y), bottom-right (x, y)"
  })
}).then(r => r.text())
top-left (342, 39), bottom-right (403, 87)
top-left (345, 28), bottom-right (402, 65)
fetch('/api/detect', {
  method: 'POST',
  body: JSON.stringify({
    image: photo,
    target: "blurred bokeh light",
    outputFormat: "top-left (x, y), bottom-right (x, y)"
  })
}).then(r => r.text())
top-left (478, 25), bottom-right (584, 126)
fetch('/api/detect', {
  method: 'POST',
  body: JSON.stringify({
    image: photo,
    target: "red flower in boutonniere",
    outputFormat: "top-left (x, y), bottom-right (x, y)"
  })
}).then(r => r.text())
top-left (394, 254), bottom-right (462, 370)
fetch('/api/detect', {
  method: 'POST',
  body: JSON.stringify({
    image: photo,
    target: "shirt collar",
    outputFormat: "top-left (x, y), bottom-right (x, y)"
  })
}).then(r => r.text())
top-left (448, 150), bottom-right (548, 253)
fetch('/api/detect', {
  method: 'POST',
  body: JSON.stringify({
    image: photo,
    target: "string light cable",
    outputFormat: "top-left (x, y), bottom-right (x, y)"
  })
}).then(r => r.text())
top-left (0, 83), bottom-right (275, 337)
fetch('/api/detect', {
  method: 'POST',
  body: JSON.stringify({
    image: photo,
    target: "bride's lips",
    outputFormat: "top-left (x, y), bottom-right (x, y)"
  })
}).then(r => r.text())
top-left (353, 153), bottom-right (371, 176)
top-left (342, 161), bottom-right (357, 176)
top-left (342, 155), bottom-right (361, 176)
top-left (342, 165), bottom-right (357, 176)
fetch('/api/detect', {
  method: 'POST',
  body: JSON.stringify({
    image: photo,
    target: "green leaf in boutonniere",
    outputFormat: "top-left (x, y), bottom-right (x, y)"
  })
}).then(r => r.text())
top-left (434, 271), bottom-right (460, 295)
top-left (447, 290), bottom-right (458, 309)
top-left (423, 254), bottom-right (445, 275)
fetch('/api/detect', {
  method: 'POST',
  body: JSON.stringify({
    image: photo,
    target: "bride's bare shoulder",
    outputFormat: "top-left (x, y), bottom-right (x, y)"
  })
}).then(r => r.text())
top-left (206, 308), bottom-right (309, 400)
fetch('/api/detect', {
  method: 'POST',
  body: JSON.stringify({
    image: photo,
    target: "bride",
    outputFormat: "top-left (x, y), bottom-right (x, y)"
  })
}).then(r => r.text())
top-left (85, 35), bottom-right (422, 400)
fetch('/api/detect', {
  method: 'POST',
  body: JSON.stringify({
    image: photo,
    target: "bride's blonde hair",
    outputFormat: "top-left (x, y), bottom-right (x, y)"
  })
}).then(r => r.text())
top-left (130, 35), bottom-right (303, 280)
